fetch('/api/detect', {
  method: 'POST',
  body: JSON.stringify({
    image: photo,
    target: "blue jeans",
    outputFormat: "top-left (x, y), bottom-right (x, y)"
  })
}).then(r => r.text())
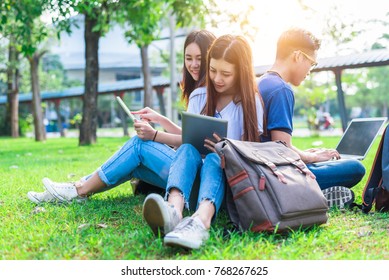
top-left (307, 159), bottom-right (366, 190)
top-left (167, 144), bottom-right (225, 216)
top-left (84, 136), bottom-right (176, 192)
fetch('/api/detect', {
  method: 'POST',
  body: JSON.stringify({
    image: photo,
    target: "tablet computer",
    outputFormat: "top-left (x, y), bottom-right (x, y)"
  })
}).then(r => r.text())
top-left (116, 96), bottom-right (137, 122)
top-left (181, 111), bottom-right (228, 155)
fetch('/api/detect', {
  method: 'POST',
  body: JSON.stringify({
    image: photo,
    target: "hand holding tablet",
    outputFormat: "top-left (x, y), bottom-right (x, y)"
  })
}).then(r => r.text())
top-left (181, 111), bottom-right (228, 155)
top-left (116, 96), bottom-right (139, 122)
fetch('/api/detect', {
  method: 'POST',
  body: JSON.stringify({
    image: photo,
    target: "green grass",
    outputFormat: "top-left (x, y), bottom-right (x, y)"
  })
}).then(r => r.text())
top-left (0, 135), bottom-right (388, 260)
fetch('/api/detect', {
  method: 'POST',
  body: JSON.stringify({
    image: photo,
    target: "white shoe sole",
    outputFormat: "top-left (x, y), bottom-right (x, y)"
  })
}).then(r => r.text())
top-left (164, 236), bottom-right (202, 250)
top-left (27, 191), bottom-right (58, 204)
top-left (27, 192), bottom-right (44, 204)
top-left (322, 186), bottom-right (355, 208)
top-left (142, 194), bottom-right (171, 236)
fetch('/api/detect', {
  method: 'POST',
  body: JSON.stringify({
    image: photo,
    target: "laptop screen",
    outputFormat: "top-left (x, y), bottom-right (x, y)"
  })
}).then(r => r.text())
top-left (336, 118), bottom-right (387, 158)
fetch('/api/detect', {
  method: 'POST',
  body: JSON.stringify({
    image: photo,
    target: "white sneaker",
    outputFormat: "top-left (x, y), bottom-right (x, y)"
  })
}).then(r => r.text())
top-left (164, 216), bottom-right (209, 249)
top-left (43, 177), bottom-right (86, 203)
top-left (142, 193), bottom-right (181, 237)
top-left (27, 190), bottom-right (56, 204)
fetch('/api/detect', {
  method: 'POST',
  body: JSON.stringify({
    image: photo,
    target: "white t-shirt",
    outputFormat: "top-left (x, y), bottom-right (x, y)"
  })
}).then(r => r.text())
top-left (187, 87), bottom-right (264, 140)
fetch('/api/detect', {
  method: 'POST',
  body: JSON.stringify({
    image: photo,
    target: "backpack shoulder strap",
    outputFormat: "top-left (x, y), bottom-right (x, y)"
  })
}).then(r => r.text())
top-left (361, 125), bottom-right (388, 213)
top-left (381, 125), bottom-right (389, 191)
top-left (216, 139), bottom-right (243, 231)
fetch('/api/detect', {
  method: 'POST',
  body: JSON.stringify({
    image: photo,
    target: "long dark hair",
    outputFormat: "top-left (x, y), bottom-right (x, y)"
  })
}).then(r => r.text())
top-left (204, 35), bottom-right (261, 142)
top-left (180, 30), bottom-right (216, 106)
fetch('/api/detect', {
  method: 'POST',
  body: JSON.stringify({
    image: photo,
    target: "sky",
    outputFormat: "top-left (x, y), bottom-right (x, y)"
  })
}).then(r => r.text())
top-left (208, 0), bottom-right (389, 65)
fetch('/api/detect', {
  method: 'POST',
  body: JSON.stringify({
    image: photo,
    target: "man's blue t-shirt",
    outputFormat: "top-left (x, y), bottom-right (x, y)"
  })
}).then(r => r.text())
top-left (257, 72), bottom-right (294, 142)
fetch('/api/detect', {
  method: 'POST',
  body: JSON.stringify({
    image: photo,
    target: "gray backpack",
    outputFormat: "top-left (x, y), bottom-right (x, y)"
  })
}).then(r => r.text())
top-left (215, 138), bottom-right (329, 232)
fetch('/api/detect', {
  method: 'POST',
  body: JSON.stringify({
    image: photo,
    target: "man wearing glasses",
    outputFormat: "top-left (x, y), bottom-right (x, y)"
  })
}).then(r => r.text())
top-left (257, 27), bottom-right (365, 209)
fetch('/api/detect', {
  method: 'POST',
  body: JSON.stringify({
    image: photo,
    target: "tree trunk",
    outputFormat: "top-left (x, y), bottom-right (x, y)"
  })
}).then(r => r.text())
top-left (118, 105), bottom-right (129, 137)
top-left (140, 45), bottom-right (152, 108)
top-left (29, 52), bottom-right (46, 142)
top-left (6, 43), bottom-right (19, 138)
top-left (54, 100), bottom-right (65, 137)
top-left (169, 13), bottom-right (178, 122)
top-left (116, 93), bottom-right (129, 137)
top-left (79, 13), bottom-right (100, 145)
top-left (156, 88), bottom-right (166, 116)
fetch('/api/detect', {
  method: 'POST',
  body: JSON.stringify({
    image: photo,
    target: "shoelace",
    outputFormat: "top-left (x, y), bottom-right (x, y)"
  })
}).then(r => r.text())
top-left (174, 218), bottom-right (203, 233)
top-left (53, 182), bottom-right (76, 189)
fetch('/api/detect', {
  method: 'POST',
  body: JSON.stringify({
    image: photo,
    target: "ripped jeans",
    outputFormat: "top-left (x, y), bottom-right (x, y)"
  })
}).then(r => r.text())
top-left (82, 136), bottom-right (176, 192)
top-left (167, 144), bottom-right (225, 217)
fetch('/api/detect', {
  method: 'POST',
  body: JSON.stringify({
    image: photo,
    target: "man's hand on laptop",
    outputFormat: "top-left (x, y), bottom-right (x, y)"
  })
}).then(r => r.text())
top-left (204, 133), bottom-right (222, 154)
top-left (303, 148), bottom-right (340, 163)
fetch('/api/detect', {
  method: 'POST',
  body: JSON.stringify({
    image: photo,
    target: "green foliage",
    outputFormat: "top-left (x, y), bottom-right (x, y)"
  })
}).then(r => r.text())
top-left (339, 67), bottom-right (389, 118)
top-left (0, 43), bottom-right (7, 94)
top-left (0, 107), bottom-right (7, 136)
top-left (15, 53), bottom-right (81, 94)
top-left (294, 73), bottom-right (337, 128)
top-left (321, 5), bottom-right (364, 54)
top-left (117, 0), bottom-right (167, 47)
top-left (0, 135), bottom-right (388, 259)
top-left (296, 79), bottom-right (328, 107)
top-left (50, 0), bottom-right (121, 39)
top-left (0, 109), bottom-right (33, 136)
top-left (18, 113), bottom-right (34, 135)
top-left (117, 0), bottom-right (208, 47)
top-left (70, 113), bottom-right (82, 128)
top-left (367, 66), bottom-right (389, 116)
top-left (0, 0), bottom-right (51, 57)
top-left (170, 0), bottom-right (207, 28)
top-left (205, 0), bottom-right (259, 41)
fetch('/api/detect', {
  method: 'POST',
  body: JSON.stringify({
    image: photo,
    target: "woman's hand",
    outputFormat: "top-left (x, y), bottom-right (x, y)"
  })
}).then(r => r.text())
top-left (133, 120), bottom-right (158, 141)
top-left (132, 107), bottom-right (163, 124)
top-left (204, 133), bottom-right (223, 153)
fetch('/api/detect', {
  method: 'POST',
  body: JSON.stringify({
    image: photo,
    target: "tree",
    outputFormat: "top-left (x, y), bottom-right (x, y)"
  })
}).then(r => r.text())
top-left (23, 5), bottom-right (52, 141)
top-left (368, 66), bottom-right (389, 117)
top-left (0, 0), bottom-right (52, 141)
top-left (117, 1), bottom-right (168, 110)
top-left (5, 37), bottom-right (20, 138)
top-left (330, 12), bottom-right (389, 119)
top-left (27, 20), bottom-right (51, 141)
top-left (0, 1), bottom-right (22, 138)
top-left (296, 1), bottom-right (377, 129)
top-left (367, 13), bottom-right (389, 117)
top-left (117, 0), bottom-right (208, 111)
top-left (294, 77), bottom-right (336, 131)
top-left (51, 0), bottom-right (119, 145)
top-left (205, 0), bottom-right (258, 41)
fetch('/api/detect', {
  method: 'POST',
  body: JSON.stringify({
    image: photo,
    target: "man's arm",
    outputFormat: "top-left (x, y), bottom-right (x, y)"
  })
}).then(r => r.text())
top-left (270, 130), bottom-right (340, 164)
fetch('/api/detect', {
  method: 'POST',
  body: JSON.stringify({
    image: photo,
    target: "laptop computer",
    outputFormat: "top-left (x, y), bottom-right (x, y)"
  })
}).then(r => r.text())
top-left (181, 111), bottom-right (228, 155)
top-left (336, 117), bottom-right (387, 160)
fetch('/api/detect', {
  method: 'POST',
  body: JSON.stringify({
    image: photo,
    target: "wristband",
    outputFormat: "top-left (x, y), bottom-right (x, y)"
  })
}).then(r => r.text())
top-left (152, 130), bottom-right (158, 141)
